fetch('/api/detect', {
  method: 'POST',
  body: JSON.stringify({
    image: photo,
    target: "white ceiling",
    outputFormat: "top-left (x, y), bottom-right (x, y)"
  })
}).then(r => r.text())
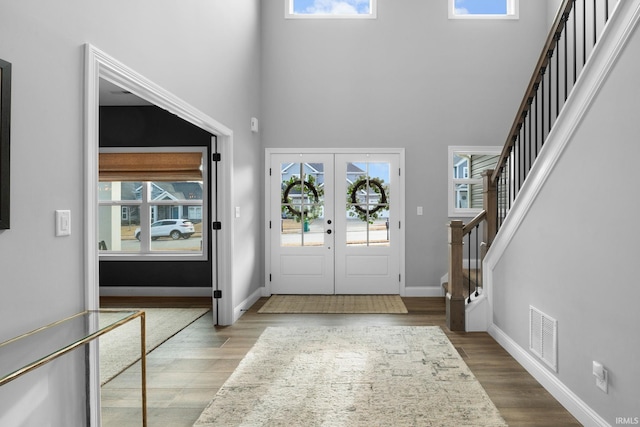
top-left (99, 78), bottom-right (152, 106)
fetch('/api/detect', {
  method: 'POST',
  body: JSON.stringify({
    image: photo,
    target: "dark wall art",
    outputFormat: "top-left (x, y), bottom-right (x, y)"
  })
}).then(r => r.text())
top-left (0, 58), bottom-right (11, 229)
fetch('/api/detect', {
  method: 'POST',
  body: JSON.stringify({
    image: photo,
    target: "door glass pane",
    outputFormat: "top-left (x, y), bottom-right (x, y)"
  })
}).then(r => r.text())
top-left (280, 162), bottom-right (325, 247)
top-left (346, 162), bottom-right (390, 247)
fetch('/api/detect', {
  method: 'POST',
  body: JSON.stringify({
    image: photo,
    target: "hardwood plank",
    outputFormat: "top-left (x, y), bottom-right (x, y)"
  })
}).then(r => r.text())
top-left (101, 296), bottom-right (581, 427)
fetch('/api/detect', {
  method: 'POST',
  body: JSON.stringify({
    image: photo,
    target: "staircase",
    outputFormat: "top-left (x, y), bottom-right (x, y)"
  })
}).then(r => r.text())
top-left (445, 0), bottom-right (620, 332)
top-left (442, 269), bottom-right (482, 300)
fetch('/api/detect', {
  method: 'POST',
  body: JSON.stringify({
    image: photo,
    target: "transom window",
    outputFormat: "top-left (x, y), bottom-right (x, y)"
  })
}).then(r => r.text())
top-left (448, 146), bottom-right (500, 217)
top-left (449, 0), bottom-right (519, 20)
top-left (286, 0), bottom-right (377, 19)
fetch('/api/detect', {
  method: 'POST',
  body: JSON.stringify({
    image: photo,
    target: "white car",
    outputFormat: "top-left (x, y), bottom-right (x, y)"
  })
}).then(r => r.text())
top-left (135, 219), bottom-right (195, 241)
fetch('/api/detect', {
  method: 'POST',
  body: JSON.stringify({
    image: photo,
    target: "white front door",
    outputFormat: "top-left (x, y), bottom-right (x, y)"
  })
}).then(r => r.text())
top-left (269, 153), bottom-right (335, 294)
top-left (268, 151), bottom-right (401, 295)
top-left (334, 154), bottom-right (400, 294)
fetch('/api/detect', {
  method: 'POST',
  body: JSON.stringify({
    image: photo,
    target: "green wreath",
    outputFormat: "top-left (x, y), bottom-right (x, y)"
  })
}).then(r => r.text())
top-left (347, 176), bottom-right (389, 223)
top-left (281, 175), bottom-right (323, 222)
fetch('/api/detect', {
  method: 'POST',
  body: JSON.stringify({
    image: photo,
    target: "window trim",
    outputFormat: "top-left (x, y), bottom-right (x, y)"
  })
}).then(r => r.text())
top-left (285, 0), bottom-right (377, 19)
top-left (448, 146), bottom-right (501, 217)
top-left (98, 146), bottom-right (208, 261)
top-left (448, 0), bottom-right (519, 20)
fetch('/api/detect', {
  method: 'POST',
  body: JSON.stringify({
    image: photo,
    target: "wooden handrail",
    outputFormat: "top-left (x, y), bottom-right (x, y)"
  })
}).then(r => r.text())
top-left (491, 0), bottom-right (575, 183)
top-left (447, 0), bottom-right (617, 332)
top-left (462, 210), bottom-right (487, 235)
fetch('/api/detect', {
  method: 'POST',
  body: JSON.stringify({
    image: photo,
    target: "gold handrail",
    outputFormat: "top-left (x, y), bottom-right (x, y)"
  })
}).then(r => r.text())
top-left (0, 310), bottom-right (147, 426)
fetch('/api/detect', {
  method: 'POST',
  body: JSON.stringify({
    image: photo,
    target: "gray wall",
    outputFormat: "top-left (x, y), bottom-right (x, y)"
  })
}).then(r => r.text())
top-left (548, 0), bottom-right (565, 24)
top-left (0, 0), bottom-right (261, 424)
top-left (260, 0), bottom-right (551, 291)
top-left (490, 5), bottom-right (640, 422)
top-left (0, 0), bottom-right (603, 422)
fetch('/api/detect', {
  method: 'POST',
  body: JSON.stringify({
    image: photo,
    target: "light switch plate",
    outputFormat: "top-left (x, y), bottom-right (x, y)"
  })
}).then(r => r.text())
top-left (55, 210), bottom-right (71, 237)
top-left (596, 369), bottom-right (608, 393)
top-left (593, 361), bottom-right (608, 393)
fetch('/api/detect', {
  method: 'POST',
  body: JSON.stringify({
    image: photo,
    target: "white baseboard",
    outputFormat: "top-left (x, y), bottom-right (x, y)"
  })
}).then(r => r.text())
top-left (404, 286), bottom-right (444, 297)
top-left (233, 287), bottom-right (263, 322)
top-left (488, 324), bottom-right (610, 427)
top-left (99, 286), bottom-right (212, 297)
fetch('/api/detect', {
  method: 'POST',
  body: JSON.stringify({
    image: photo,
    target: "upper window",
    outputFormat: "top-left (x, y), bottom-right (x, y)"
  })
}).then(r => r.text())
top-left (448, 146), bottom-right (500, 217)
top-left (449, 0), bottom-right (519, 20)
top-left (286, 0), bottom-right (377, 19)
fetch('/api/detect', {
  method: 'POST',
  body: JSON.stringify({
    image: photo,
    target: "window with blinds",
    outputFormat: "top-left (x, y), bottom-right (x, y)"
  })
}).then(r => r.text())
top-left (98, 147), bottom-right (207, 259)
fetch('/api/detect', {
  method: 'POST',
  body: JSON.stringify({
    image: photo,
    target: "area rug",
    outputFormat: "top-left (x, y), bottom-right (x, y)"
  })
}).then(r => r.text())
top-left (193, 326), bottom-right (507, 426)
top-left (257, 295), bottom-right (408, 314)
top-left (99, 307), bottom-right (210, 385)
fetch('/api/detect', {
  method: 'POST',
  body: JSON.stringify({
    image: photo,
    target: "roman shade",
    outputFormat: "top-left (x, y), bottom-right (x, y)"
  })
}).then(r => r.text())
top-left (99, 152), bottom-right (203, 182)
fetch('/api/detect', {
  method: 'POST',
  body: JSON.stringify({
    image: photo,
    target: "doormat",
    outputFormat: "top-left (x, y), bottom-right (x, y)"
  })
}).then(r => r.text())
top-left (257, 295), bottom-right (408, 314)
top-left (193, 326), bottom-right (506, 426)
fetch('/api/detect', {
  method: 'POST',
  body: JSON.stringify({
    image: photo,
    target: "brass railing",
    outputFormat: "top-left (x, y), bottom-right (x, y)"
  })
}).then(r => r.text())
top-left (0, 310), bottom-right (147, 426)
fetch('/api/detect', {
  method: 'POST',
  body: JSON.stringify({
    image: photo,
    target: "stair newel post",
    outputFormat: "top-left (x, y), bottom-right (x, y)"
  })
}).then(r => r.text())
top-left (446, 220), bottom-right (465, 331)
top-left (482, 169), bottom-right (497, 256)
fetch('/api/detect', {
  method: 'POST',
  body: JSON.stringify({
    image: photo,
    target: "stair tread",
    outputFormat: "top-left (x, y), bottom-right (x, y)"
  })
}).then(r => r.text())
top-left (442, 278), bottom-right (481, 299)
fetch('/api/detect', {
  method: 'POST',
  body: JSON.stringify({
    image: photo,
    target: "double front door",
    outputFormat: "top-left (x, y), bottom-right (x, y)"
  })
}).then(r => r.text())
top-left (268, 152), bottom-right (401, 294)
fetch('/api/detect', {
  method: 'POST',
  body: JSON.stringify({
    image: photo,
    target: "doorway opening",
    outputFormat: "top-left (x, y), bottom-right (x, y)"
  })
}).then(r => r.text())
top-left (85, 44), bottom-right (235, 425)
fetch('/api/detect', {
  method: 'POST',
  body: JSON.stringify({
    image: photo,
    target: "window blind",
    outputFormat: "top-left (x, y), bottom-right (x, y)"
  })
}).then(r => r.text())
top-left (99, 152), bottom-right (202, 182)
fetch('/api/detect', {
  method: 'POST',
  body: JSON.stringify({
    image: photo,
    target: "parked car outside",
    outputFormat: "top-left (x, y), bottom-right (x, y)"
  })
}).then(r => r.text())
top-left (135, 219), bottom-right (195, 240)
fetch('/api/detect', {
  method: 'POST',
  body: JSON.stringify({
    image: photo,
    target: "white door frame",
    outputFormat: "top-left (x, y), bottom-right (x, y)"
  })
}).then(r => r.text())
top-left (264, 148), bottom-right (406, 296)
top-left (84, 44), bottom-right (235, 426)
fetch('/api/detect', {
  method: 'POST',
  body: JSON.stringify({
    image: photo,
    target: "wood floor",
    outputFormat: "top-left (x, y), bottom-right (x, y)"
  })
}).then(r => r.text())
top-left (100, 297), bottom-right (581, 427)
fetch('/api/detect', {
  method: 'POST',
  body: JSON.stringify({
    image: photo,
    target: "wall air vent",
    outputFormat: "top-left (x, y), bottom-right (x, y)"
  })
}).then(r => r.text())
top-left (529, 306), bottom-right (558, 372)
